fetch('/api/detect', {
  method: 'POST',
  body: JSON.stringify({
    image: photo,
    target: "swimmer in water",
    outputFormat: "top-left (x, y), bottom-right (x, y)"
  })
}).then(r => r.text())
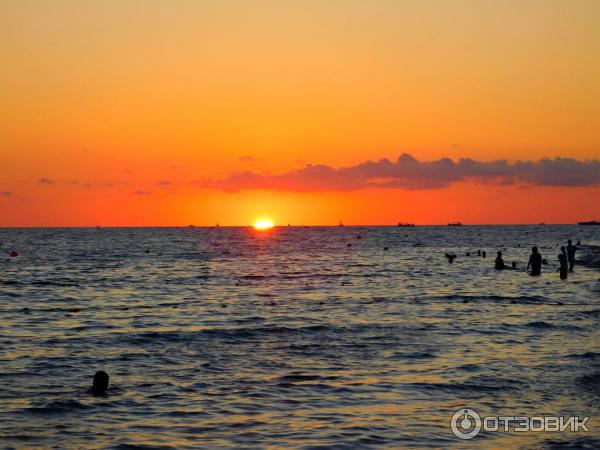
top-left (566, 240), bottom-right (576, 272)
top-left (527, 246), bottom-right (542, 276)
top-left (88, 371), bottom-right (109, 396)
top-left (494, 251), bottom-right (506, 270)
top-left (558, 252), bottom-right (568, 280)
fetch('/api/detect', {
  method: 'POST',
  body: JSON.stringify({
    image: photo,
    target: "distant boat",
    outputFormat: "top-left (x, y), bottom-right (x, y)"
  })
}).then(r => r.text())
top-left (447, 222), bottom-right (463, 226)
top-left (188, 224), bottom-right (195, 228)
top-left (397, 222), bottom-right (415, 227)
top-left (578, 220), bottom-right (600, 226)
top-left (339, 220), bottom-right (344, 227)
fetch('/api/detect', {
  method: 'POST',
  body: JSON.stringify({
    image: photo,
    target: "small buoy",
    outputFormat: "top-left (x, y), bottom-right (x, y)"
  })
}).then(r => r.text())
top-left (347, 243), bottom-right (352, 247)
top-left (384, 247), bottom-right (389, 251)
top-left (10, 250), bottom-right (18, 257)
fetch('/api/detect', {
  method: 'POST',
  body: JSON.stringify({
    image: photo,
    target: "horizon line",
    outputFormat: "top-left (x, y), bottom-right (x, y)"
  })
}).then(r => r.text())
top-left (0, 223), bottom-right (593, 229)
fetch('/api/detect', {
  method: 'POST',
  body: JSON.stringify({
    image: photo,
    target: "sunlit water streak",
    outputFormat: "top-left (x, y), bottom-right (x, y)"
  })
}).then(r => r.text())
top-left (1, 225), bottom-right (599, 449)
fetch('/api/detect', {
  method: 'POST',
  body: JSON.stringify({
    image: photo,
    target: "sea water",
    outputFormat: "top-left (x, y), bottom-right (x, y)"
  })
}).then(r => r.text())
top-left (1, 226), bottom-right (599, 448)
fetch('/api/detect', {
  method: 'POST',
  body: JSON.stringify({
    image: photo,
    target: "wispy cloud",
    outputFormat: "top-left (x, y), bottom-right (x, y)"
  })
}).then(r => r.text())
top-left (240, 155), bottom-right (261, 163)
top-left (195, 154), bottom-right (600, 192)
top-left (158, 180), bottom-right (172, 186)
top-left (133, 190), bottom-right (151, 195)
top-left (39, 177), bottom-right (55, 185)
top-left (1, 191), bottom-right (11, 196)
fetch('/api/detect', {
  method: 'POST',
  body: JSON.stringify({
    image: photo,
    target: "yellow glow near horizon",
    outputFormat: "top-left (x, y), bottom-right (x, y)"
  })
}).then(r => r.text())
top-left (253, 219), bottom-right (274, 230)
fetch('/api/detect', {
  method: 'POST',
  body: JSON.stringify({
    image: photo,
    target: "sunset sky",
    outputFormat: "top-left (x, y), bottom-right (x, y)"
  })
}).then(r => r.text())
top-left (2, 0), bottom-right (599, 226)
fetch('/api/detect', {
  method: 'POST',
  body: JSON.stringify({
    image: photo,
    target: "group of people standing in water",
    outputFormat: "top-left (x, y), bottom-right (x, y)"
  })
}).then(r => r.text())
top-left (493, 239), bottom-right (578, 279)
top-left (448, 239), bottom-right (580, 280)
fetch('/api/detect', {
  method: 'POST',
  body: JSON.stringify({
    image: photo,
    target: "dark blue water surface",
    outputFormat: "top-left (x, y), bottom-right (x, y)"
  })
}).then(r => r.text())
top-left (1, 226), bottom-right (599, 449)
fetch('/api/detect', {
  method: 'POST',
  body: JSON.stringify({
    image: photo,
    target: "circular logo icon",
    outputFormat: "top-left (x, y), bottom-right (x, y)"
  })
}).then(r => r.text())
top-left (451, 408), bottom-right (481, 439)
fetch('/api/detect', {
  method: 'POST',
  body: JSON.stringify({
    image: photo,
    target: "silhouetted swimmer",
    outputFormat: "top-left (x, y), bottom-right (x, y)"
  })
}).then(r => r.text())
top-left (566, 240), bottom-right (576, 272)
top-left (511, 262), bottom-right (517, 270)
top-left (495, 251), bottom-right (506, 270)
top-left (527, 246), bottom-right (542, 276)
top-left (576, 240), bottom-right (581, 246)
top-left (347, 243), bottom-right (352, 247)
top-left (10, 250), bottom-right (18, 257)
top-left (558, 252), bottom-right (568, 280)
top-left (466, 252), bottom-right (470, 256)
top-left (482, 251), bottom-right (486, 258)
top-left (89, 371), bottom-right (109, 396)
top-left (477, 250), bottom-right (481, 256)
top-left (445, 253), bottom-right (457, 263)
top-left (384, 246), bottom-right (389, 251)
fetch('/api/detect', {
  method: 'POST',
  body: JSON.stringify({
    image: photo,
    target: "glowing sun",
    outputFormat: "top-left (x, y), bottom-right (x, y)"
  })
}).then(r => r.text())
top-left (253, 219), bottom-right (274, 230)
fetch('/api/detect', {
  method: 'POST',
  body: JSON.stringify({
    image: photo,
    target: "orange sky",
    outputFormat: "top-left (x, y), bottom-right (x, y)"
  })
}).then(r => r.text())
top-left (1, 0), bottom-right (599, 226)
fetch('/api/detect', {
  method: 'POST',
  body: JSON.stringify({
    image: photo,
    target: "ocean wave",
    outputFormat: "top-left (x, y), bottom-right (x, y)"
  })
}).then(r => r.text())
top-left (524, 321), bottom-right (584, 331)
top-left (431, 294), bottom-right (549, 304)
top-left (568, 351), bottom-right (600, 359)
top-left (25, 399), bottom-right (93, 415)
top-left (541, 436), bottom-right (600, 449)
top-left (409, 376), bottom-right (527, 394)
top-left (119, 324), bottom-right (334, 345)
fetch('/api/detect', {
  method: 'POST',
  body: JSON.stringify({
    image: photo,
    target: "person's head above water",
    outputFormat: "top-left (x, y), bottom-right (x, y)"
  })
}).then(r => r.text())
top-left (532, 246), bottom-right (538, 254)
top-left (568, 239), bottom-right (572, 245)
top-left (497, 251), bottom-right (502, 257)
top-left (92, 371), bottom-right (109, 395)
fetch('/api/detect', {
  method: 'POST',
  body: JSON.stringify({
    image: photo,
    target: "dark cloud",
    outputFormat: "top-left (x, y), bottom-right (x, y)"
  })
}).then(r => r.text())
top-left (240, 155), bottom-right (258, 163)
top-left (1, 191), bottom-right (11, 196)
top-left (158, 180), bottom-right (172, 186)
top-left (196, 154), bottom-right (600, 192)
top-left (133, 190), bottom-right (151, 195)
top-left (39, 177), bottom-right (55, 185)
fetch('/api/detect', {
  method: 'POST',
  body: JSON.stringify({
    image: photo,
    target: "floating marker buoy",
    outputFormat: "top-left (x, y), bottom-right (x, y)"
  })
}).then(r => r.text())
top-left (10, 250), bottom-right (18, 257)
